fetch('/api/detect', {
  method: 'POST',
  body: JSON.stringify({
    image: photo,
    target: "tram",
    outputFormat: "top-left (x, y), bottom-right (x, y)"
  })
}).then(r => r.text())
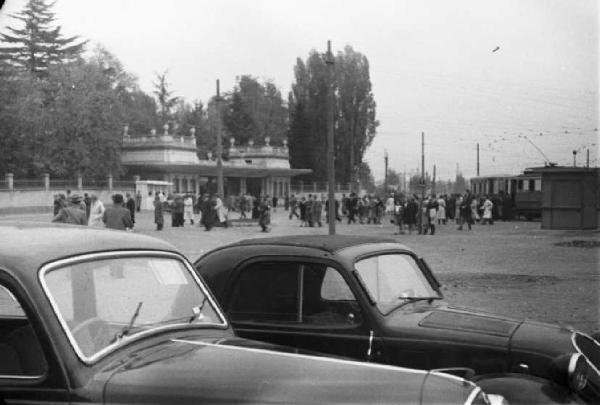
top-left (469, 168), bottom-right (543, 220)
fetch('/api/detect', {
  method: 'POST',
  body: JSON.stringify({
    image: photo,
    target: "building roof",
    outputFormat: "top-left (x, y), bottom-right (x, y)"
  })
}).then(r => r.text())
top-left (123, 162), bottom-right (311, 178)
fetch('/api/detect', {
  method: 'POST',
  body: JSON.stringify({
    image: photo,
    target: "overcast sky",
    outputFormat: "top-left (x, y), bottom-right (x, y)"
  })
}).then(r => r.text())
top-left (1, 0), bottom-right (598, 181)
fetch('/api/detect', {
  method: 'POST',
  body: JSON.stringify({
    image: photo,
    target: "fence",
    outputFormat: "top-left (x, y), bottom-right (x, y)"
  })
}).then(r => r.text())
top-left (0, 174), bottom-right (136, 215)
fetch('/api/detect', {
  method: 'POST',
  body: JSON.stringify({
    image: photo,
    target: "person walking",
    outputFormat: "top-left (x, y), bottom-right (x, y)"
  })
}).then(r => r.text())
top-left (52, 193), bottom-right (88, 225)
top-left (299, 196), bottom-right (307, 227)
top-left (481, 195), bottom-right (494, 225)
top-left (135, 190), bottom-right (142, 212)
top-left (184, 194), bottom-right (194, 225)
top-left (103, 194), bottom-right (133, 231)
top-left (88, 194), bottom-right (105, 227)
top-left (436, 195), bottom-right (446, 225)
top-left (153, 194), bottom-right (164, 230)
top-left (214, 194), bottom-right (228, 227)
top-left (125, 193), bottom-right (136, 225)
top-left (83, 193), bottom-right (92, 221)
top-left (404, 197), bottom-right (418, 234)
top-left (288, 194), bottom-right (299, 219)
top-left (313, 195), bottom-right (323, 227)
top-left (259, 196), bottom-right (271, 232)
top-left (393, 199), bottom-right (405, 235)
top-left (427, 197), bottom-right (438, 235)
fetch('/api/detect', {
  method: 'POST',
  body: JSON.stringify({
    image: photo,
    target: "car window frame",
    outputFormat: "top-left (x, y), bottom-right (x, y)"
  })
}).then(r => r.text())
top-left (0, 270), bottom-right (52, 385)
top-left (38, 250), bottom-right (229, 365)
top-left (351, 250), bottom-right (442, 316)
top-left (224, 256), bottom-right (367, 331)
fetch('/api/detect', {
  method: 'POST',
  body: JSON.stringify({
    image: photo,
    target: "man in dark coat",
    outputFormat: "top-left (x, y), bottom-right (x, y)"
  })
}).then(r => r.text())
top-left (103, 194), bottom-right (133, 230)
top-left (404, 197), bottom-right (418, 234)
top-left (125, 193), bottom-right (136, 224)
top-left (153, 194), bottom-right (164, 231)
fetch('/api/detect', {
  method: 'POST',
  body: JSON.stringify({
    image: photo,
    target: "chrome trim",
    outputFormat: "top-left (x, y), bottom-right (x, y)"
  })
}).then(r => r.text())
top-left (38, 250), bottom-right (229, 365)
top-left (464, 386), bottom-right (482, 405)
top-left (172, 338), bottom-right (431, 374)
top-left (572, 331), bottom-right (600, 376)
top-left (0, 374), bottom-right (43, 380)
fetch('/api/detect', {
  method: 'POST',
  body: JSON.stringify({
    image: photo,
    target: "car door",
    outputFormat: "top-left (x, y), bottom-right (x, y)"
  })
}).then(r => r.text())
top-left (224, 259), bottom-right (376, 361)
top-left (0, 275), bottom-right (69, 404)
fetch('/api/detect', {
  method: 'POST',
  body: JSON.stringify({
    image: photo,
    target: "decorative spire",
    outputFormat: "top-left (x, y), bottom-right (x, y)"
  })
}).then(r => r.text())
top-left (229, 137), bottom-right (235, 147)
top-left (265, 136), bottom-right (270, 147)
top-left (163, 123), bottom-right (169, 136)
top-left (150, 128), bottom-right (157, 136)
top-left (189, 127), bottom-right (196, 137)
top-left (123, 124), bottom-right (129, 138)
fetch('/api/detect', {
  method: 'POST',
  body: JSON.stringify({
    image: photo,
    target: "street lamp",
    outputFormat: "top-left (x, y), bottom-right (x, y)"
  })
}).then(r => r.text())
top-left (573, 150), bottom-right (577, 167)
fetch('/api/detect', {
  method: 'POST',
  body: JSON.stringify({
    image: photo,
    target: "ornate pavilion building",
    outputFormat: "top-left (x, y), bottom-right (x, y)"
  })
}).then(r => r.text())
top-left (120, 125), bottom-right (311, 198)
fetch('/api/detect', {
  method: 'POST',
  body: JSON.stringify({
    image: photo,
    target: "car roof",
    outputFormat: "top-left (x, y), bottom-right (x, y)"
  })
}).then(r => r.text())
top-left (0, 221), bottom-right (179, 276)
top-left (225, 235), bottom-right (406, 254)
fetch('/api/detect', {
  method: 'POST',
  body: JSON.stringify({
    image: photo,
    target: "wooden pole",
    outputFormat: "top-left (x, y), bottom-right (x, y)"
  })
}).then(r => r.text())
top-left (216, 80), bottom-right (224, 198)
top-left (326, 40), bottom-right (336, 235)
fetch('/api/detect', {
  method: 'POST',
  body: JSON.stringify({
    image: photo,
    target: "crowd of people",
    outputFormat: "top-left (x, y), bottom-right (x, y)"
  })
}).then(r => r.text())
top-left (52, 189), bottom-right (137, 230)
top-left (52, 187), bottom-right (514, 236)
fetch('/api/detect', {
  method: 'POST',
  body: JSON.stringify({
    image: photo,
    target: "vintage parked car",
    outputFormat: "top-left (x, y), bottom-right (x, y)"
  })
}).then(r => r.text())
top-left (0, 223), bottom-right (504, 405)
top-left (195, 235), bottom-right (600, 404)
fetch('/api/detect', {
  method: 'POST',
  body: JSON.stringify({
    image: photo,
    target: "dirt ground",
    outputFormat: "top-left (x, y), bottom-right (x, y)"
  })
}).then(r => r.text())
top-left (4, 209), bottom-right (599, 333)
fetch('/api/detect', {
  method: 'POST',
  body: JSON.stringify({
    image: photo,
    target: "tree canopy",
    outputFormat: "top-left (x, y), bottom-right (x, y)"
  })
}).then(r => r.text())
top-left (222, 75), bottom-right (288, 146)
top-left (288, 46), bottom-right (378, 183)
top-left (0, 0), bottom-right (87, 77)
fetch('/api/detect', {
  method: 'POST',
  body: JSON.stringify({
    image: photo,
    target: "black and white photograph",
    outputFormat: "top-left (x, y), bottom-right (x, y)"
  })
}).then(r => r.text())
top-left (0, 0), bottom-right (598, 403)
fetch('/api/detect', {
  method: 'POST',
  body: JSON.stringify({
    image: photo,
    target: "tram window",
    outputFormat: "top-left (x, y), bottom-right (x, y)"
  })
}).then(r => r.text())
top-left (534, 179), bottom-right (541, 191)
top-left (528, 179), bottom-right (535, 191)
top-left (518, 180), bottom-right (523, 191)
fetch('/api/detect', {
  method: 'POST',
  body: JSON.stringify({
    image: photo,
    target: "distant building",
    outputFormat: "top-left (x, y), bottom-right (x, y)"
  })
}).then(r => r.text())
top-left (120, 124), bottom-right (311, 197)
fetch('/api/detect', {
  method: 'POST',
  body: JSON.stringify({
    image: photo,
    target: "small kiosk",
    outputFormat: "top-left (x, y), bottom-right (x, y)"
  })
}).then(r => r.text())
top-left (537, 166), bottom-right (599, 230)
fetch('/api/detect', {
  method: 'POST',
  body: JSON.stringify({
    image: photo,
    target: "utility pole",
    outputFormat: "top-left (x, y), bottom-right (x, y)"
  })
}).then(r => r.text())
top-left (384, 150), bottom-right (389, 195)
top-left (432, 164), bottom-right (436, 196)
top-left (325, 40), bottom-right (336, 235)
top-left (216, 80), bottom-right (224, 198)
top-left (476, 143), bottom-right (480, 177)
top-left (587, 149), bottom-right (590, 168)
top-left (419, 132), bottom-right (425, 234)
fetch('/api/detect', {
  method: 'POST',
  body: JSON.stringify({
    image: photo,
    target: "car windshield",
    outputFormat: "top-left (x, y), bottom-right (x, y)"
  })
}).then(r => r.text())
top-left (354, 254), bottom-right (440, 315)
top-left (42, 254), bottom-right (225, 361)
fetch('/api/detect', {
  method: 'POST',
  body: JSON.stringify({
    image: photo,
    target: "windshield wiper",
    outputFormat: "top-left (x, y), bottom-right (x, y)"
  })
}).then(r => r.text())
top-left (385, 296), bottom-right (442, 315)
top-left (112, 301), bottom-right (143, 342)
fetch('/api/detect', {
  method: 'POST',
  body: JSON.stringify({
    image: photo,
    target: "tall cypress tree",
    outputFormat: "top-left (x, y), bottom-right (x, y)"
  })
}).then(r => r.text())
top-left (0, 0), bottom-right (87, 77)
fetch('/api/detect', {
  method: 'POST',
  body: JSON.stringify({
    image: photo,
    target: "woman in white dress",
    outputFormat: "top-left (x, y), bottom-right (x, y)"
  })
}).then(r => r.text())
top-left (88, 194), bottom-right (105, 227)
top-left (436, 196), bottom-right (446, 225)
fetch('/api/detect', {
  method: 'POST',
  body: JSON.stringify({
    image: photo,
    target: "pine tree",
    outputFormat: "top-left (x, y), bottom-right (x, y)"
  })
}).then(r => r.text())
top-left (153, 70), bottom-right (179, 124)
top-left (0, 0), bottom-right (87, 77)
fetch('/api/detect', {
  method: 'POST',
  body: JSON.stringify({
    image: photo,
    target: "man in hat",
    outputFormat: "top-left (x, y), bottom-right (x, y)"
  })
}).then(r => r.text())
top-left (52, 193), bottom-right (88, 225)
top-left (103, 194), bottom-right (133, 231)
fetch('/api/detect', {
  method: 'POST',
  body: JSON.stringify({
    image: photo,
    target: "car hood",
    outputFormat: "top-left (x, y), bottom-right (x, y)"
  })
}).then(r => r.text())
top-left (103, 335), bottom-right (477, 404)
top-left (385, 306), bottom-right (576, 372)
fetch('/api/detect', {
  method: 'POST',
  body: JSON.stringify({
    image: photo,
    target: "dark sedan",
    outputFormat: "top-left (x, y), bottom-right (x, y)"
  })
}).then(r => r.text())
top-left (0, 223), bottom-right (501, 405)
top-left (195, 235), bottom-right (600, 404)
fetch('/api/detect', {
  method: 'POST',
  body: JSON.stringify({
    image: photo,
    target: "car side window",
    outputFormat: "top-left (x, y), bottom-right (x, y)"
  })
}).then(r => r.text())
top-left (0, 284), bottom-right (48, 377)
top-left (303, 265), bottom-right (362, 326)
top-left (229, 262), bottom-right (361, 327)
top-left (229, 262), bottom-right (299, 323)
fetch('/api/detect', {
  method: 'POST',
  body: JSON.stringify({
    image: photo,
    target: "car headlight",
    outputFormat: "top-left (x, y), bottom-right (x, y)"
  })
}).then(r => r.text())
top-left (550, 353), bottom-right (588, 392)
